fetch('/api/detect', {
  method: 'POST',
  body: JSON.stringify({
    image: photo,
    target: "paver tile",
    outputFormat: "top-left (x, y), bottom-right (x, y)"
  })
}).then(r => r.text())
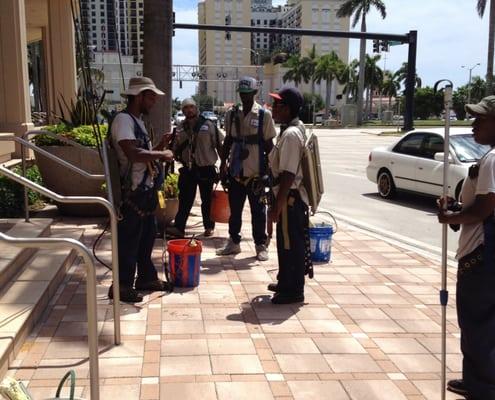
top-left (342, 380), bottom-right (408, 400)
top-left (388, 354), bottom-right (442, 373)
top-left (207, 338), bottom-right (256, 354)
top-left (160, 356), bottom-right (212, 376)
top-left (161, 339), bottom-right (208, 356)
top-left (275, 354), bottom-right (331, 373)
top-left (268, 338), bottom-right (320, 354)
top-left (160, 382), bottom-right (217, 400)
top-left (216, 381), bottom-right (274, 400)
top-left (288, 380), bottom-right (350, 400)
top-left (211, 354), bottom-right (263, 374)
top-left (313, 338), bottom-right (367, 354)
top-left (373, 338), bottom-right (429, 354)
top-left (324, 354), bottom-right (382, 373)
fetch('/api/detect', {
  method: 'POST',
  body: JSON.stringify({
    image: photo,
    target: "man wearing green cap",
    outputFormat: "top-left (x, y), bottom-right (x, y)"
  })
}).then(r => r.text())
top-left (217, 76), bottom-right (277, 261)
top-left (437, 95), bottom-right (495, 399)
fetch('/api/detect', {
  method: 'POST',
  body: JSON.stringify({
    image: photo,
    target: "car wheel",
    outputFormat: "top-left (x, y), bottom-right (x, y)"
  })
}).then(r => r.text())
top-left (377, 169), bottom-right (396, 199)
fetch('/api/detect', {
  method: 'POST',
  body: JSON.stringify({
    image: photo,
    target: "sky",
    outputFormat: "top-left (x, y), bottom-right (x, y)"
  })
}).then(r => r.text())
top-left (172, 0), bottom-right (490, 100)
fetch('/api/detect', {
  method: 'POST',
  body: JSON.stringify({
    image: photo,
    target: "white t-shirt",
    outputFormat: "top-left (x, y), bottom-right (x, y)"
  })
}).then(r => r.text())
top-left (457, 148), bottom-right (495, 259)
top-left (111, 112), bottom-right (153, 190)
top-left (268, 118), bottom-right (309, 205)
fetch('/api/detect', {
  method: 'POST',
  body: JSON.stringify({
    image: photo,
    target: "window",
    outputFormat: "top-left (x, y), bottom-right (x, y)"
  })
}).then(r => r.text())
top-left (393, 133), bottom-right (424, 157)
top-left (422, 134), bottom-right (444, 159)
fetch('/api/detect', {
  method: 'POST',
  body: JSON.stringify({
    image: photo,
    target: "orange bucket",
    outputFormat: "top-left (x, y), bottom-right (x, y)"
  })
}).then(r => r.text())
top-left (167, 239), bottom-right (202, 287)
top-left (210, 188), bottom-right (230, 223)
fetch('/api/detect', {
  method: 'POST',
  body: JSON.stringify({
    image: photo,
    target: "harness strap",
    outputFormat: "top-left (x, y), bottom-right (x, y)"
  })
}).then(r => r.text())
top-left (258, 109), bottom-right (266, 177)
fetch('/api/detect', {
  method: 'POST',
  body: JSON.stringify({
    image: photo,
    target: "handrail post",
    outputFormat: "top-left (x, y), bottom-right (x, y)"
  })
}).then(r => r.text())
top-left (0, 234), bottom-right (100, 400)
top-left (101, 140), bottom-right (121, 339)
top-left (0, 166), bottom-right (121, 345)
top-left (21, 141), bottom-right (29, 222)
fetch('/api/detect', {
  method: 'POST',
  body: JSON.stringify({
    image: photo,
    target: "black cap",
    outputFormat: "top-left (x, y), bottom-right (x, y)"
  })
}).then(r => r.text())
top-left (269, 86), bottom-right (304, 112)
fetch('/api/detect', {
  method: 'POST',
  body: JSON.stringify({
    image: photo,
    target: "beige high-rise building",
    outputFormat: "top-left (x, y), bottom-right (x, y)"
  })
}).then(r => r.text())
top-left (198, 0), bottom-right (253, 105)
top-left (199, 0), bottom-right (350, 108)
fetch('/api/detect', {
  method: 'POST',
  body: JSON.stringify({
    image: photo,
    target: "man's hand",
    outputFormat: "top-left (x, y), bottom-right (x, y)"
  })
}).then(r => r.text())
top-left (161, 132), bottom-right (174, 147)
top-left (159, 149), bottom-right (174, 162)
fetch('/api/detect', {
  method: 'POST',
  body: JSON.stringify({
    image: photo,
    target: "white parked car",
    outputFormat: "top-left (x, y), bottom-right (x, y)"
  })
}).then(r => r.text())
top-left (366, 128), bottom-right (490, 199)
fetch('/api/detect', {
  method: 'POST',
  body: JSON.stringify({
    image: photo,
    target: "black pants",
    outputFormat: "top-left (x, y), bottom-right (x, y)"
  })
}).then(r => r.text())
top-left (457, 219), bottom-right (495, 399)
top-left (117, 193), bottom-right (159, 288)
top-left (174, 166), bottom-right (216, 232)
top-left (228, 177), bottom-right (267, 245)
top-left (275, 192), bottom-right (308, 295)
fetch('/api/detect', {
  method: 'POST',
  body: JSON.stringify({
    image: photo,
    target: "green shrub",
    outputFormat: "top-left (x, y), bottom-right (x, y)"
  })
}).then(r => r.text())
top-left (163, 173), bottom-right (179, 199)
top-left (0, 165), bottom-right (45, 217)
top-left (34, 124), bottom-right (108, 147)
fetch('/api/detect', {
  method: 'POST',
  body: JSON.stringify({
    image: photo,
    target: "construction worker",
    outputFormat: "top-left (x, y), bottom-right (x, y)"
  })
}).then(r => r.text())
top-left (167, 98), bottom-right (223, 238)
top-left (217, 76), bottom-right (277, 261)
top-left (267, 86), bottom-right (311, 304)
top-left (109, 77), bottom-right (173, 303)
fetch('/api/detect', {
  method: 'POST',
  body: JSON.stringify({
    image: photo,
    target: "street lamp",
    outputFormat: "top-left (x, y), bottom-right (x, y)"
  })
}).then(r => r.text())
top-left (461, 63), bottom-right (481, 106)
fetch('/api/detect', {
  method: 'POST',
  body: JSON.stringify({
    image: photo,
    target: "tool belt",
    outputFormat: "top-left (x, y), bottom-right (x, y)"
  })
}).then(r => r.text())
top-left (123, 187), bottom-right (159, 218)
top-left (458, 244), bottom-right (484, 276)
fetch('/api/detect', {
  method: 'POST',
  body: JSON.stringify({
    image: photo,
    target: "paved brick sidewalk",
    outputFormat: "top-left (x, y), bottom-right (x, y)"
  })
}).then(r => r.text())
top-left (6, 206), bottom-right (462, 400)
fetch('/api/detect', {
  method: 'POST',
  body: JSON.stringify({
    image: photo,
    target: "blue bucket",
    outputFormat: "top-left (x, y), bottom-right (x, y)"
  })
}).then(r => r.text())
top-left (309, 224), bottom-right (333, 262)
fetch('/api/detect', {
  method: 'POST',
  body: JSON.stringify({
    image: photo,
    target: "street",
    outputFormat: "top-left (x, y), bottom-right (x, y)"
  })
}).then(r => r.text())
top-left (315, 128), bottom-right (459, 255)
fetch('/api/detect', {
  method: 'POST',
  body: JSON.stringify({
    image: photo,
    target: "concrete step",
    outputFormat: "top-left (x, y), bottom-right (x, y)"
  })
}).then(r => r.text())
top-left (0, 226), bottom-right (83, 378)
top-left (0, 219), bottom-right (53, 289)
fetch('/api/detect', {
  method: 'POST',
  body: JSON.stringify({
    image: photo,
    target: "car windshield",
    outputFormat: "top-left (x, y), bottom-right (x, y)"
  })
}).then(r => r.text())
top-left (450, 134), bottom-right (490, 162)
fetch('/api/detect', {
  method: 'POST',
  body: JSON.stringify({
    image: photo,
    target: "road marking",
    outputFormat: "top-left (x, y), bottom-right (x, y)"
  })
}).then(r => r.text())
top-left (330, 172), bottom-right (368, 180)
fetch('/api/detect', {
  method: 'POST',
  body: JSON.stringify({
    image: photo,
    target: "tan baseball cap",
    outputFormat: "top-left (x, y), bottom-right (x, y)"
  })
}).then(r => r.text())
top-left (181, 98), bottom-right (197, 108)
top-left (465, 95), bottom-right (495, 117)
top-left (121, 77), bottom-right (165, 97)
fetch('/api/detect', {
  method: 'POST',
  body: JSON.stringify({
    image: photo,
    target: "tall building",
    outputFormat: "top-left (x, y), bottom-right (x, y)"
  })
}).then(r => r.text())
top-left (198, 0), bottom-right (253, 104)
top-left (198, 0), bottom-right (350, 106)
top-left (80, 0), bottom-right (144, 64)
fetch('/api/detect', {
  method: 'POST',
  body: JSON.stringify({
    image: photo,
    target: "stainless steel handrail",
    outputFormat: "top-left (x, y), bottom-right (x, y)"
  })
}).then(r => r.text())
top-left (0, 232), bottom-right (100, 400)
top-left (0, 166), bottom-right (121, 345)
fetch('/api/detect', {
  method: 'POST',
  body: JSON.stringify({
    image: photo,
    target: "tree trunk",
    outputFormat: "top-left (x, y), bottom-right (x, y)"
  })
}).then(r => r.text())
top-left (143, 0), bottom-right (172, 142)
top-left (325, 78), bottom-right (332, 119)
top-left (356, 16), bottom-right (366, 125)
top-left (487, 0), bottom-right (495, 95)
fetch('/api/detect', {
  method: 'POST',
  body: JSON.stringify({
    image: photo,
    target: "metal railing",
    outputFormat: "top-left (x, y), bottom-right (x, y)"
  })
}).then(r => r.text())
top-left (0, 133), bottom-right (121, 345)
top-left (0, 232), bottom-right (100, 400)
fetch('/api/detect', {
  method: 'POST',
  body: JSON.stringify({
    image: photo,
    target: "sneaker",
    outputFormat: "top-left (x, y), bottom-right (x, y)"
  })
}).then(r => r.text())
top-left (271, 292), bottom-right (304, 304)
top-left (166, 226), bottom-right (185, 238)
top-left (216, 240), bottom-right (241, 256)
top-left (108, 284), bottom-right (143, 303)
top-left (204, 228), bottom-right (214, 237)
top-left (447, 379), bottom-right (468, 397)
top-left (255, 244), bottom-right (268, 261)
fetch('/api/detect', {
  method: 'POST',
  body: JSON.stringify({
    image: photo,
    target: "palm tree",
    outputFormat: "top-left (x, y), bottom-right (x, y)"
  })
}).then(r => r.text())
top-left (282, 54), bottom-right (307, 87)
top-left (477, 0), bottom-right (495, 94)
top-left (341, 59), bottom-right (360, 102)
top-left (394, 62), bottom-right (422, 92)
top-left (364, 54), bottom-right (383, 118)
top-left (381, 71), bottom-right (401, 110)
top-left (300, 45), bottom-right (319, 118)
top-left (337, 0), bottom-right (386, 125)
top-left (314, 51), bottom-right (346, 118)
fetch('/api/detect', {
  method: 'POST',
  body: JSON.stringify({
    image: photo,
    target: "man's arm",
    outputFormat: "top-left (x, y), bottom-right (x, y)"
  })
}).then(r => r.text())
top-left (118, 140), bottom-right (173, 163)
top-left (438, 193), bottom-right (495, 224)
top-left (268, 171), bottom-right (295, 222)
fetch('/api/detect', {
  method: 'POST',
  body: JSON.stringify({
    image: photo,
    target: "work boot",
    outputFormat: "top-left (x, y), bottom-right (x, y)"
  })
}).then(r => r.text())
top-left (108, 284), bottom-right (143, 303)
top-left (256, 244), bottom-right (269, 261)
top-left (271, 292), bottom-right (304, 304)
top-left (166, 226), bottom-right (185, 238)
top-left (216, 239), bottom-right (241, 256)
top-left (135, 279), bottom-right (173, 292)
top-left (447, 379), bottom-right (468, 397)
top-left (267, 283), bottom-right (278, 292)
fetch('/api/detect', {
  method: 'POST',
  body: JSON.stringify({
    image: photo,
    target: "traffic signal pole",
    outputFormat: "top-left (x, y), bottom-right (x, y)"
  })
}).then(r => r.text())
top-left (173, 22), bottom-right (417, 130)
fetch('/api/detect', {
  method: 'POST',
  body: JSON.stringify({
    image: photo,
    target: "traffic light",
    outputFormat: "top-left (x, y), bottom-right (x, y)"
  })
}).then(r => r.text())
top-left (225, 14), bottom-right (231, 41)
top-left (372, 39), bottom-right (380, 53)
top-left (381, 40), bottom-right (389, 52)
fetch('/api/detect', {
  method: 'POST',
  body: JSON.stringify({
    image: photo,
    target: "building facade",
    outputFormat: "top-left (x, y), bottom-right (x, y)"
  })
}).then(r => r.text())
top-left (81, 0), bottom-right (144, 64)
top-left (199, 0), bottom-right (349, 107)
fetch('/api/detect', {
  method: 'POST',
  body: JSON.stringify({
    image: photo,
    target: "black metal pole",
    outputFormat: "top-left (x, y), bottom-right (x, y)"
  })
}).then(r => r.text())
top-left (174, 23), bottom-right (409, 42)
top-left (403, 30), bottom-right (417, 131)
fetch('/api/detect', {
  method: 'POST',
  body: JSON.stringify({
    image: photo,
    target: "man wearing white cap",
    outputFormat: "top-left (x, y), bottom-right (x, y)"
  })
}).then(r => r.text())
top-left (109, 76), bottom-right (174, 303)
top-left (217, 76), bottom-right (277, 261)
top-left (167, 98), bottom-right (223, 238)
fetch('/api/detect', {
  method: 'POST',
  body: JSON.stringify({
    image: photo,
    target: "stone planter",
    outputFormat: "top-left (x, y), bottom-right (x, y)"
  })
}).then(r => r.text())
top-left (35, 146), bottom-right (107, 217)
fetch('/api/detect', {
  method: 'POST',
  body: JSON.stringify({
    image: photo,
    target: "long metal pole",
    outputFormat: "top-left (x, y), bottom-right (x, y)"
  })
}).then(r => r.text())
top-left (404, 30), bottom-right (417, 131)
top-left (0, 233), bottom-right (100, 400)
top-left (0, 166), bottom-right (121, 345)
top-left (440, 83), bottom-right (453, 400)
top-left (21, 142), bottom-right (29, 222)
